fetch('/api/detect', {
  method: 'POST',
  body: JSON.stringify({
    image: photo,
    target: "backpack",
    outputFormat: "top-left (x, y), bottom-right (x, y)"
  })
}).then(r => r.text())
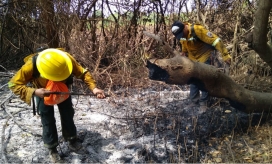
top-left (190, 23), bottom-right (200, 41)
top-left (23, 47), bottom-right (47, 78)
top-left (32, 55), bottom-right (40, 78)
top-left (32, 47), bottom-right (47, 78)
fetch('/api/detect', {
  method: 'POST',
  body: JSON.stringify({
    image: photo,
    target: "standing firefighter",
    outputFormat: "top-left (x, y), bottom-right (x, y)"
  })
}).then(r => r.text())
top-left (171, 21), bottom-right (231, 113)
top-left (8, 48), bottom-right (105, 162)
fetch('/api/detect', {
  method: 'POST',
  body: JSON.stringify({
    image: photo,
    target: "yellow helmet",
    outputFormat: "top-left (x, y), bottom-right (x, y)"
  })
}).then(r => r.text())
top-left (36, 48), bottom-right (73, 81)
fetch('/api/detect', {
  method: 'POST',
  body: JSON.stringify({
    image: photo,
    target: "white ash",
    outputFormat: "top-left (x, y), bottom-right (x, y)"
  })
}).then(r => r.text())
top-left (0, 81), bottom-right (265, 163)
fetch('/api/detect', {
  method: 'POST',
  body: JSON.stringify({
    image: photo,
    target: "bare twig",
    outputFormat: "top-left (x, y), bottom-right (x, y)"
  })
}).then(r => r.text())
top-left (0, 83), bottom-right (8, 90)
top-left (1, 116), bottom-right (10, 163)
top-left (0, 65), bottom-right (7, 72)
top-left (153, 114), bottom-right (158, 149)
top-left (225, 140), bottom-right (236, 162)
top-left (231, 14), bottom-right (241, 64)
top-left (1, 105), bottom-right (35, 163)
top-left (49, 91), bottom-right (110, 98)
top-left (255, 111), bottom-right (264, 131)
top-left (5, 104), bottom-right (32, 109)
top-left (5, 107), bottom-right (41, 137)
top-left (143, 31), bottom-right (179, 57)
top-left (178, 144), bottom-right (181, 163)
top-left (0, 72), bottom-right (14, 77)
top-left (0, 92), bottom-right (13, 107)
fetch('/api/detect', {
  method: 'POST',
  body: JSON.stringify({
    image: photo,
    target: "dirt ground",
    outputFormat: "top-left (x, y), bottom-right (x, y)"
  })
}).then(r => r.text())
top-left (0, 75), bottom-right (269, 163)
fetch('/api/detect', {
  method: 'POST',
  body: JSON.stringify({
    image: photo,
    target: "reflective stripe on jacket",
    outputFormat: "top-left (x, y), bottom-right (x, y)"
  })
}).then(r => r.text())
top-left (8, 49), bottom-right (97, 105)
top-left (180, 23), bottom-right (231, 63)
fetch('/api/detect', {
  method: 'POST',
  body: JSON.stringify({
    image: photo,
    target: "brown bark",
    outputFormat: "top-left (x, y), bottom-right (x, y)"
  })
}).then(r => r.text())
top-left (143, 31), bottom-right (272, 114)
top-left (252, 0), bottom-right (272, 68)
top-left (128, 0), bottom-right (142, 38)
top-left (148, 56), bottom-right (272, 113)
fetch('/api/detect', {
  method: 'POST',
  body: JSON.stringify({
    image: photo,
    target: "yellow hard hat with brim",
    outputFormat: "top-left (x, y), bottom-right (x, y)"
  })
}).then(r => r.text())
top-left (36, 48), bottom-right (73, 81)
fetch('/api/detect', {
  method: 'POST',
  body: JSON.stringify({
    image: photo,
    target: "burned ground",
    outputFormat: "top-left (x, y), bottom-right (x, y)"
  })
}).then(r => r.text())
top-left (0, 75), bottom-right (270, 163)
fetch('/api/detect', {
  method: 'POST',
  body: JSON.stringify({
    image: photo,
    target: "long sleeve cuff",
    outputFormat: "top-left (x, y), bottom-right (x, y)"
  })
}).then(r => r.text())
top-left (26, 88), bottom-right (36, 105)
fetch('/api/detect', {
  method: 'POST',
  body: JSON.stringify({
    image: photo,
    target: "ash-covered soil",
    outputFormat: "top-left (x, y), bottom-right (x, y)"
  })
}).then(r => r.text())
top-left (0, 76), bottom-right (270, 163)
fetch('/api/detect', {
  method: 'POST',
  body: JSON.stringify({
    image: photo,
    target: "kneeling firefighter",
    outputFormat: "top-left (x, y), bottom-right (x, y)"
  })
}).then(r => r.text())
top-left (8, 48), bottom-right (105, 162)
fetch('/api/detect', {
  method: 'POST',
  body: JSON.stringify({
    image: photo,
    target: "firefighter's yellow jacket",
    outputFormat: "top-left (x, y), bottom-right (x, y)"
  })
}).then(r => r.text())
top-left (179, 23), bottom-right (231, 63)
top-left (8, 49), bottom-right (97, 105)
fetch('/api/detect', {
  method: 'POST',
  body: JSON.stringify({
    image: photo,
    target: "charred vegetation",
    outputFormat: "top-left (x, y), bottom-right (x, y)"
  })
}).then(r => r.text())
top-left (1, 0), bottom-right (272, 163)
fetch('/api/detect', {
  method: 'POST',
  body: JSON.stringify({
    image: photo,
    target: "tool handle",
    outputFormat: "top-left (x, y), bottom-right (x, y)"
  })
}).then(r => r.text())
top-left (48, 91), bottom-right (110, 97)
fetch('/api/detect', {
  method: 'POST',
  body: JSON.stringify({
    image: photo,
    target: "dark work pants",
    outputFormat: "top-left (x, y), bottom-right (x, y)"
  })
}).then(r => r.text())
top-left (189, 58), bottom-right (211, 103)
top-left (37, 96), bottom-right (77, 149)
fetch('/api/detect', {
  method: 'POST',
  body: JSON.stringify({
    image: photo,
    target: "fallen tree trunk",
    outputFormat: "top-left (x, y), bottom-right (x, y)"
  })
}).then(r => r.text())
top-left (147, 55), bottom-right (272, 113)
top-left (142, 31), bottom-right (272, 113)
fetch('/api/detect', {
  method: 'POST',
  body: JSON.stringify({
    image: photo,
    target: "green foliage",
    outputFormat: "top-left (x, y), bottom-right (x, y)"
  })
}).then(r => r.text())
top-left (86, 22), bottom-right (91, 30)
top-left (95, 10), bottom-right (103, 17)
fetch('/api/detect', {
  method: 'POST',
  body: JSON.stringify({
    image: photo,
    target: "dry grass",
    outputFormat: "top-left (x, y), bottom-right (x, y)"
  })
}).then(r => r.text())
top-left (203, 122), bottom-right (272, 163)
top-left (63, 22), bottom-right (272, 162)
top-left (1, 1), bottom-right (271, 162)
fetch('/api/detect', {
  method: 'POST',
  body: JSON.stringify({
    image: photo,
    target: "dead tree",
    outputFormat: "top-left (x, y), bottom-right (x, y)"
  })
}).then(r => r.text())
top-left (251, 0), bottom-right (272, 68)
top-left (144, 0), bottom-right (272, 114)
top-left (143, 31), bottom-right (272, 114)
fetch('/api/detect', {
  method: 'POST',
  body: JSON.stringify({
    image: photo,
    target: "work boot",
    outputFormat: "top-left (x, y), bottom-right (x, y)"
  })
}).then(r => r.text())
top-left (199, 101), bottom-right (208, 114)
top-left (49, 147), bottom-right (63, 163)
top-left (68, 139), bottom-right (83, 152)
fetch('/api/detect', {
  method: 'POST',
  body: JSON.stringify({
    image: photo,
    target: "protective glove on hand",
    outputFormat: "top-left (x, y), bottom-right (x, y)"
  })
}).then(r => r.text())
top-left (92, 88), bottom-right (105, 99)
